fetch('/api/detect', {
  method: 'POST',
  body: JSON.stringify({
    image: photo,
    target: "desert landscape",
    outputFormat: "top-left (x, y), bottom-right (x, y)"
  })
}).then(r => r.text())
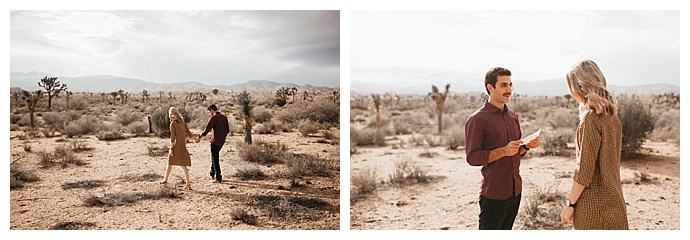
top-left (350, 89), bottom-right (680, 230)
top-left (9, 84), bottom-right (340, 230)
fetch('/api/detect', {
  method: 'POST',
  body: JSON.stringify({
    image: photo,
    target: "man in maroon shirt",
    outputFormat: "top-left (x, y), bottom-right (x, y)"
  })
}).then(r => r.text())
top-left (198, 104), bottom-right (230, 183)
top-left (465, 67), bottom-right (540, 230)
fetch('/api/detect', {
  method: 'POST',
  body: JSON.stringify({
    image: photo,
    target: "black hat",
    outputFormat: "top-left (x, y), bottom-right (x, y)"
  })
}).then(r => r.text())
top-left (208, 104), bottom-right (218, 111)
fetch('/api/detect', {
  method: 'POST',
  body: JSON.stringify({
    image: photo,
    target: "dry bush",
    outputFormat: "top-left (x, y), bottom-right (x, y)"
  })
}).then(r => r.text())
top-left (535, 107), bottom-right (578, 130)
top-left (39, 149), bottom-right (53, 168)
top-left (63, 110), bottom-right (82, 122)
top-left (277, 101), bottom-right (339, 125)
top-left (445, 125), bottom-right (465, 150)
top-left (116, 110), bottom-right (142, 126)
top-left (253, 106), bottom-right (273, 123)
top-left (16, 114), bottom-right (31, 127)
top-left (95, 130), bottom-right (126, 141)
top-left (150, 105), bottom-right (191, 137)
top-left (231, 208), bottom-right (258, 226)
top-left (63, 115), bottom-right (99, 137)
top-left (237, 140), bottom-right (287, 165)
top-left (540, 128), bottom-right (574, 157)
top-left (62, 180), bottom-right (106, 190)
top-left (22, 142), bottom-right (32, 152)
top-left (49, 221), bottom-right (96, 230)
top-left (70, 140), bottom-right (93, 152)
top-left (520, 183), bottom-right (569, 230)
top-left (297, 119), bottom-right (322, 137)
top-left (350, 168), bottom-right (378, 203)
top-left (10, 114), bottom-right (22, 124)
top-left (10, 155), bottom-right (40, 189)
top-left (70, 98), bottom-right (88, 111)
top-left (388, 159), bottom-right (433, 186)
top-left (54, 144), bottom-right (85, 167)
top-left (41, 112), bottom-right (65, 130)
top-left (147, 142), bottom-right (169, 157)
top-left (283, 153), bottom-right (334, 179)
top-left (350, 127), bottom-right (377, 147)
top-left (234, 165), bottom-right (268, 180)
top-left (618, 96), bottom-right (655, 157)
top-left (651, 108), bottom-right (679, 144)
top-left (248, 194), bottom-right (327, 222)
top-left (128, 121), bottom-right (149, 136)
top-left (82, 189), bottom-right (180, 207)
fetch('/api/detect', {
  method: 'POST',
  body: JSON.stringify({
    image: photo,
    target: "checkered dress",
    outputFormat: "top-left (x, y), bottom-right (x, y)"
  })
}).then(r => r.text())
top-left (572, 111), bottom-right (629, 230)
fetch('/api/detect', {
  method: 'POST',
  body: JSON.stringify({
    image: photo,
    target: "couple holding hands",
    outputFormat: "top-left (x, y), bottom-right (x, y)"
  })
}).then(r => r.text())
top-left (160, 104), bottom-right (230, 190)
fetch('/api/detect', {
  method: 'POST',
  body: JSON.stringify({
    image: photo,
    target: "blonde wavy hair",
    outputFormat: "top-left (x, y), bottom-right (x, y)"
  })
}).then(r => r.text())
top-left (566, 59), bottom-right (617, 118)
top-left (168, 107), bottom-right (182, 123)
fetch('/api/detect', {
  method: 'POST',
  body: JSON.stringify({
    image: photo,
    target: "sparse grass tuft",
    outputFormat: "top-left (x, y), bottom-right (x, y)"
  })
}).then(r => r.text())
top-left (10, 155), bottom-right (40, 189)
top-left (520, 183), bottom-right (569, 230)
top-left (49, 221), bottom-right (96, 230)
top-left (231, 208), bottom-right (258, 226)
top-left (62, 180), bottom-right (105, 190)
top-left (388, 159), bottom-right (433, 186)
top-left (350, 168), bottom-right (378, 203)
top-left (234, 166), bottom-right (267, 180)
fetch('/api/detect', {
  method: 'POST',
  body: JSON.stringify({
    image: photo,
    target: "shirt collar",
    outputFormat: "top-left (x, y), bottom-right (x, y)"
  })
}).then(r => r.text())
top-left (483, 100), bottom-right (509, 113)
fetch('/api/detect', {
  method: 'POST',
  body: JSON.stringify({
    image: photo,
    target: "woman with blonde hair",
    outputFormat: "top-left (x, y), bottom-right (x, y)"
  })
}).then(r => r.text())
top-left (560, 59), bottom-right (629, 229)
top-left (160, 107), bottom-right (196, 190)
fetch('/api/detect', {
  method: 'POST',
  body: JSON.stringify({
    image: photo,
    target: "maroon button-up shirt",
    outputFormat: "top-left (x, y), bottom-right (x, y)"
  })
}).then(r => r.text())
top-left (465, 101), bottom-right (523, 200)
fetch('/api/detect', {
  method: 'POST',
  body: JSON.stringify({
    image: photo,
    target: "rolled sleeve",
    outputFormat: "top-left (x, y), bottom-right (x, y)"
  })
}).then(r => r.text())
top-left (465, 115), bottom-right (489, 167)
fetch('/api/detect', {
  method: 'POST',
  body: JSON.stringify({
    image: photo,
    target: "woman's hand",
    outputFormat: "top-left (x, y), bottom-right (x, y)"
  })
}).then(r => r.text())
top-left (560, 206), bottom-right (574, 223)
top-left (168, 149), bottom-right (173, 157)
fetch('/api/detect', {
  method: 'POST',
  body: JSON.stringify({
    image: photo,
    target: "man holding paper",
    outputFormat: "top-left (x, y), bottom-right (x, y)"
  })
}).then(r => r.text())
top-left (464, 67), bottom-right (540, 230)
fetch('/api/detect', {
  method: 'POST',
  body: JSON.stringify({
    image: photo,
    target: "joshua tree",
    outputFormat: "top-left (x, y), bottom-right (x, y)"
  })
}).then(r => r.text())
top-left (65, 91), bottom-right (73, 109)
top-left (428, 84), bottom-right (450, 134)
top-left (20, 90), bottom-right (44, 129)
top-left (38, 76), bottom-right (67, 110)
top-left (212, 89), bottom-right (219, 95)
top-left (237, 90), bottom-right (253, 144)
top-left (142, 89), bottom-right (150, 103)
top-left (371, 94), bottom-right (384, 145)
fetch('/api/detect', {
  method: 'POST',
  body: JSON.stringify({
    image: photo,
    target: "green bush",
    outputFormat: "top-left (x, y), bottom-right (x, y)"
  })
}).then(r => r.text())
top-left (618, 96), bottom-right (655, 157)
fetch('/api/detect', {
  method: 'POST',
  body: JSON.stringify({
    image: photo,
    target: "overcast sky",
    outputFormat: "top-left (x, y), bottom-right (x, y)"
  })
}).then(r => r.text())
top-left (10, 10), bottom-right (340, 87)
top-left (351, 11), bottom-right (679, 93)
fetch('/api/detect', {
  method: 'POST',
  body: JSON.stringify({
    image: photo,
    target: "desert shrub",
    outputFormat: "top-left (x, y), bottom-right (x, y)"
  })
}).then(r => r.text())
top-left (618, 96), bottom-right (655, 157)
top-left (388, 159), bottom-right (432, 186)
top-left (651, 108), bottom-right (679, 144)
top-left (540, 128), bottom-right (574, 157)
top-left (350, 127), bottom-right (377, 146)
top-left (54, 144), bottom-right (85, 167)
top-left (10, 156), bottom-right (40, 189)
top-left (253, 123), bottom-right (271, 135)
top-left (62, 180), bottom-right (105, 190)
top-left (350, 168), bottom-right (378, 203)
top-left (63, 115), bottom-right (99, 137)
top-left (82, 191), bottom-right (179, 207)
top-left (128, 121), bottom-right (149, 136)
top-left (10, 114), bottom-right (22, 124)
top-left (39, 149), bottom-right (53, 168)
top-left (234, 165), bottom-right (267, 180)
top-left (231, 208), bottom-right (258, 226)
top-left (322, 129), bottom-right (337, 140)
top-left (70, 140), bottom-right (93, 152)
top-left (116, 110), bottom-right (142, 126)
top-left (520, 184), bottom-right (569, 230)
top-left (10, 124), bottom-right (21, 131)
top-left (16, 114), bottom-right (31, 127)
top-left (274, 98), bottom-right (287, 107)
top-left (283, 153), bottom-right (334, 179)
top-left (278, 101), bottom-right (339, 125)
top-left (297, 119), bottom-right (321, 137)
top-left (253, 107), bottom-right (272, 123)
top-left (445, 125), bottom-right (465, 150)
top-left (50, 221), bottom-right (96, 230)
top-left (237, 140), bottom-right (287, 165)
top-left (22, 142), bottom-right (32, 152)
top-left (63, 110), bottom-right (82, 122)
top-left (118, 173), bottom-right (163, 182)
top-left (70, 98), bottom-right (88, 111)
top-left (150, 105), bottom-right (191, 137)
top-left (95, 130), bottom-right (126, 141)
top-left (147, 142), bottom-right (169, 157)
top-left (41, 112), bottom-right (65, 130)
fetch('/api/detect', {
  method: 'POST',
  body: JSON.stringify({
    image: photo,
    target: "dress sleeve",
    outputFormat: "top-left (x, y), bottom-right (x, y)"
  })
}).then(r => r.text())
top-left (573, 113), bottom-right (602, 187)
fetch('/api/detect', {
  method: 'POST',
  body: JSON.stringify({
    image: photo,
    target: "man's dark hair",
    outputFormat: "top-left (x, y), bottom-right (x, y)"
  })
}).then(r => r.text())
top-left (484, 67), bottom-right (512, 94)
top-left (208, 104), bottom-right (218, 111)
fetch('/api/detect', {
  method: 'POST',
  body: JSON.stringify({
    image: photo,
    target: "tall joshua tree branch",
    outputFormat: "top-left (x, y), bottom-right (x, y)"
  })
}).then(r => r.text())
top-left (38, 76), bottom-right (67, 110)
top-left (429, 84), bottom-right (450, 134)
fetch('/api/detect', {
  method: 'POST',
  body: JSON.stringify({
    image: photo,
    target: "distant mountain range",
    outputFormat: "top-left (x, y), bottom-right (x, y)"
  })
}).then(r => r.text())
top-left (10, 71), bottom-right (338, 93)
top-left (351, 78), bottom-right (679, 96)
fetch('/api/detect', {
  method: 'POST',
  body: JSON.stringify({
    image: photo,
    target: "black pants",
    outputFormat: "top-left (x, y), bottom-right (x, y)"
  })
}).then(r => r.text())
top-left (478, 194), bottom-right (521, 230)
top-left (209, 144), bottom-right (223, 181)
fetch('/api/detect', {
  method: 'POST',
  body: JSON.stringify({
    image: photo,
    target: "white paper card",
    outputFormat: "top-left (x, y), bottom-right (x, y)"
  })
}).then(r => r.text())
top-left (521, 128), bottom-right (541, 143)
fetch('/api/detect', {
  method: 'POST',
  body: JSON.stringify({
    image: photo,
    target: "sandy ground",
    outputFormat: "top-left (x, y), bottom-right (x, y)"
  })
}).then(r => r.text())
top-left (350, 137), bottom-right (679, 230)
top-left (9, 130), bottom-right (339, 230)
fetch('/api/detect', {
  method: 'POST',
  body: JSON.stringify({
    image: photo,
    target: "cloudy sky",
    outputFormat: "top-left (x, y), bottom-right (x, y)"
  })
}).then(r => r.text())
top-left (351, 11), bottom-right (679, 93)
top-left (10, 10), bottom-right (340, 87)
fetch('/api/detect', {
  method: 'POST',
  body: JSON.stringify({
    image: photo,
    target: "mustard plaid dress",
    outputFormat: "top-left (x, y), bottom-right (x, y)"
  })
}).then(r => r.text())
top-left (572, 111), bottom-right (629, 229)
